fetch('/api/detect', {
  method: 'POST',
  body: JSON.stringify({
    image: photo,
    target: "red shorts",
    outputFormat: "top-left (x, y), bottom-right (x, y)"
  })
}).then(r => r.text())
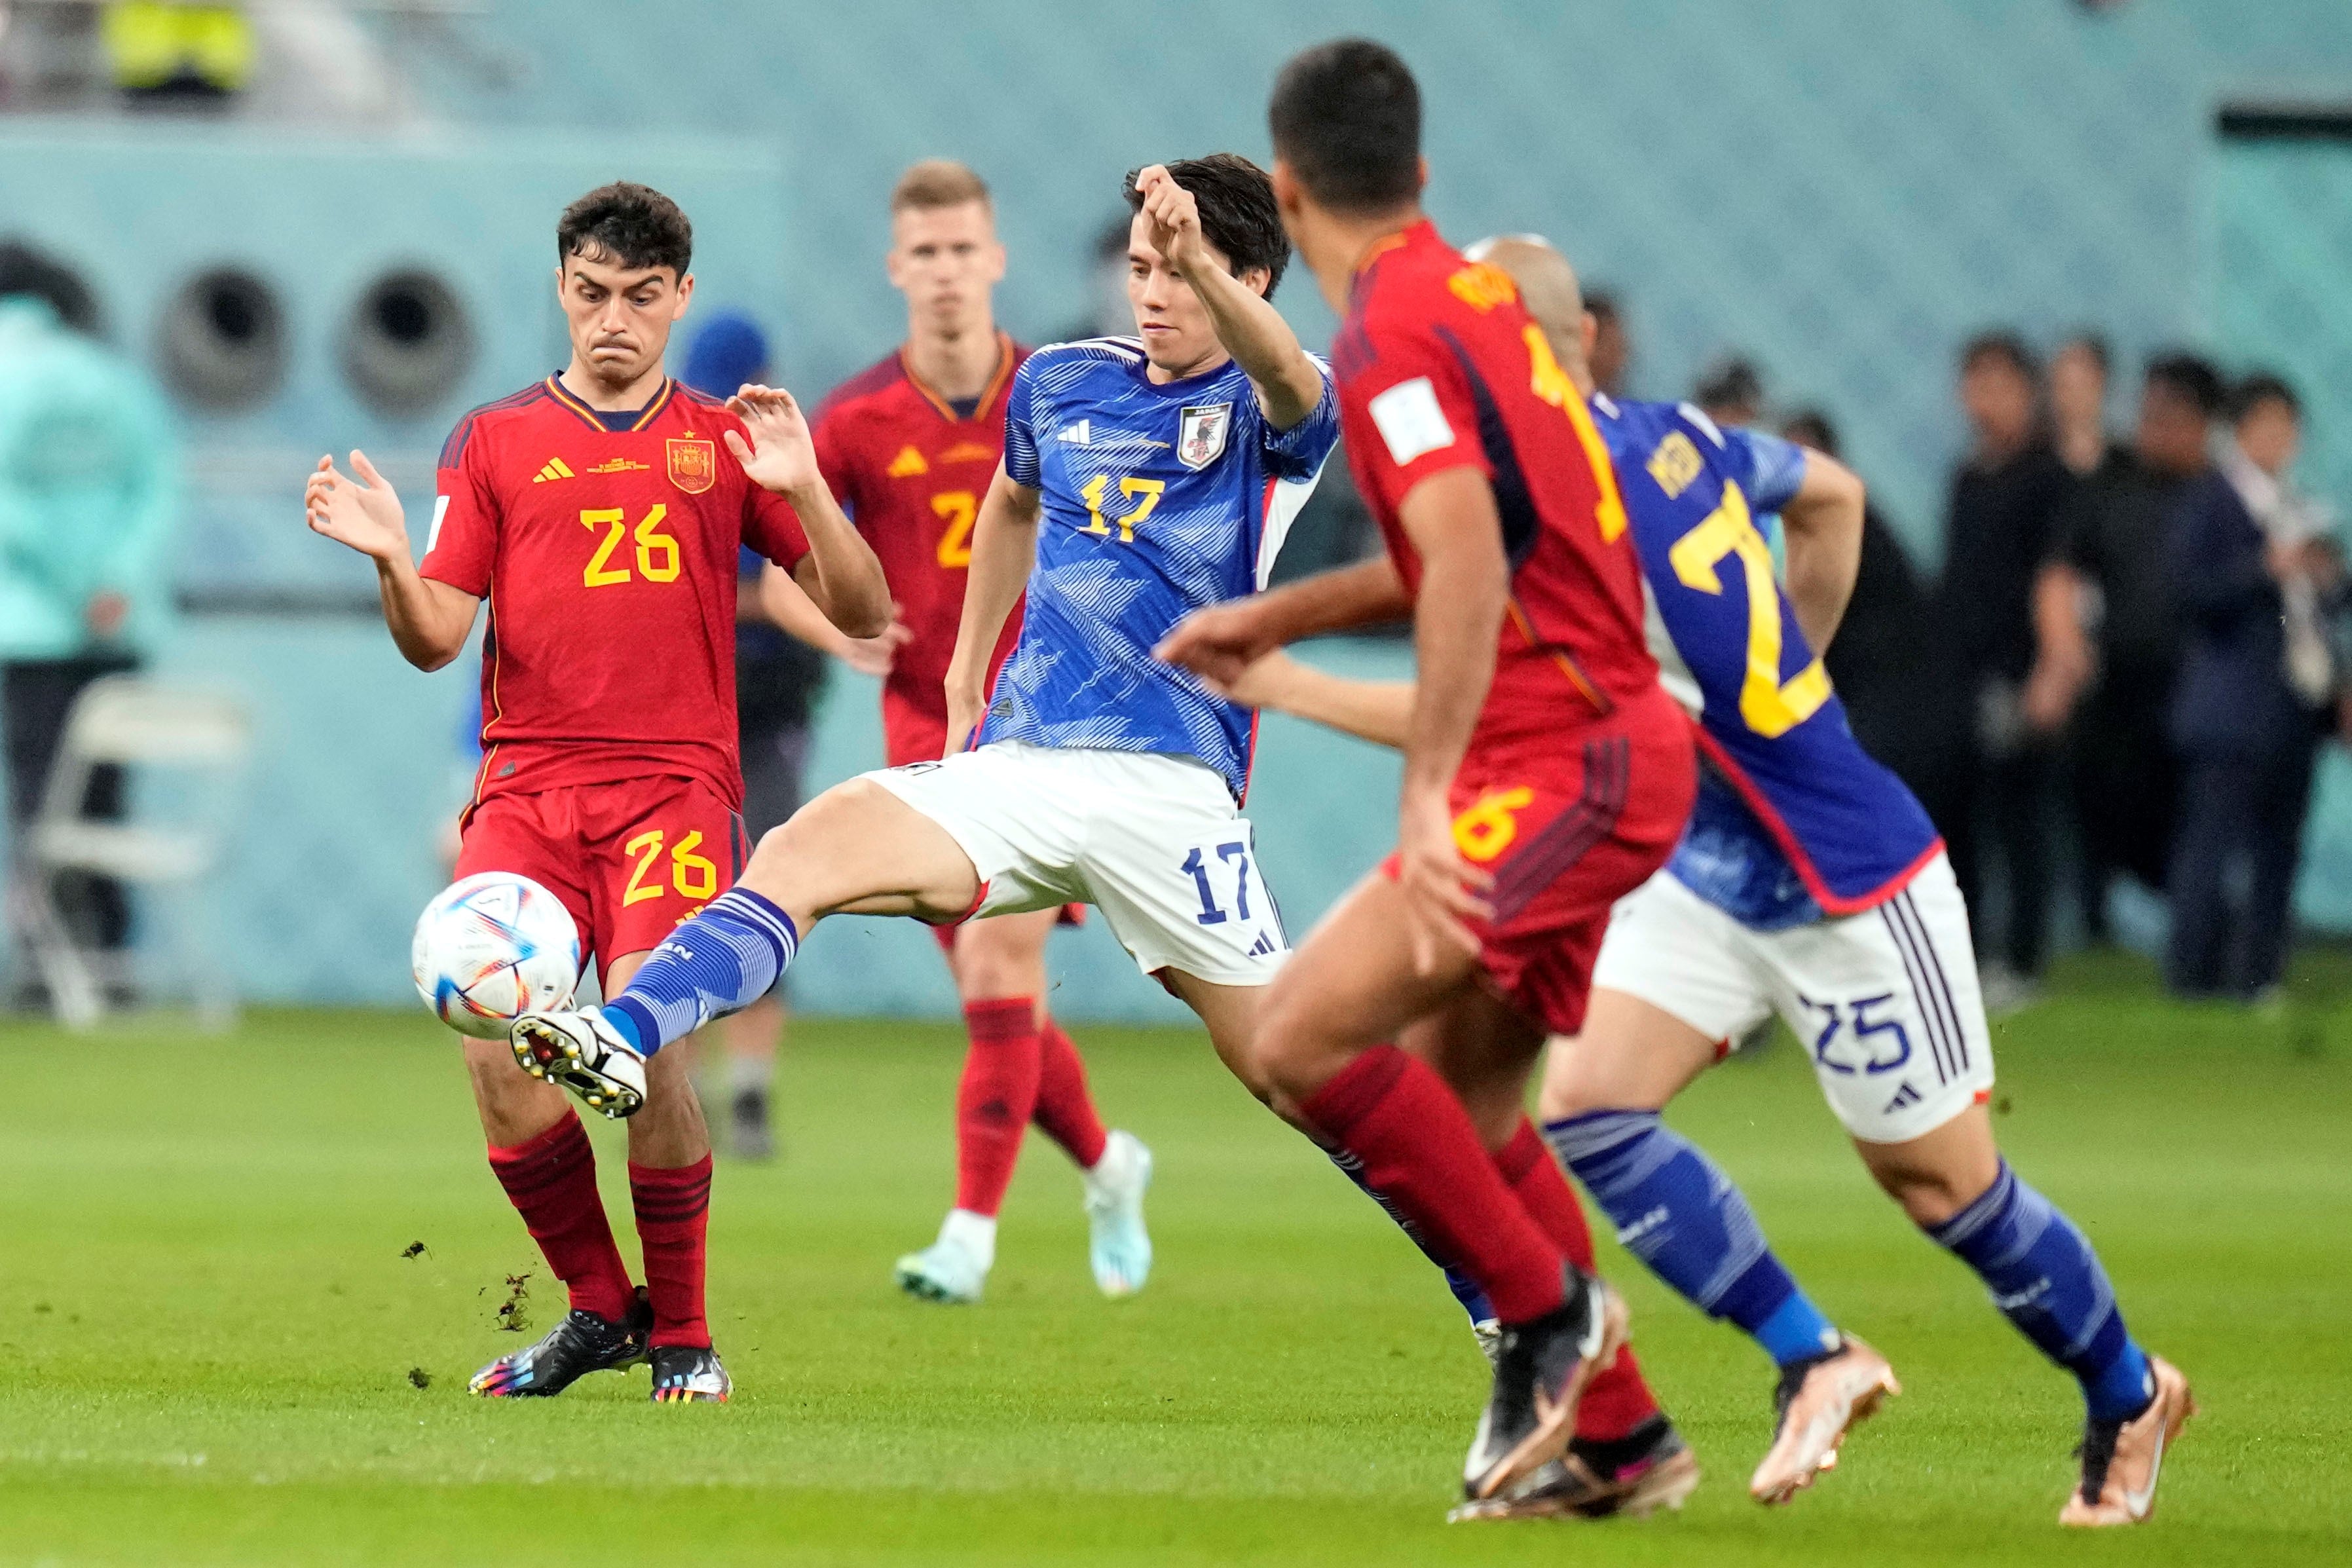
top-left (1388, 688), bottom-right (1695, 1036)
top-left (455, 776), bottom-right (747, 983)
top-left (878, 692), bottom-right (1085, 954)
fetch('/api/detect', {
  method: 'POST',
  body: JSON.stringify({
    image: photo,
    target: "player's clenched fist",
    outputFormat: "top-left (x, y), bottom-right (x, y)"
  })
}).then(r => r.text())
top-left (1132, 164), bottom-right (1211, 282)
top-left (724, 384), bottom-right (825, 497)
top-left (305, 450), bottom-right (408, 563)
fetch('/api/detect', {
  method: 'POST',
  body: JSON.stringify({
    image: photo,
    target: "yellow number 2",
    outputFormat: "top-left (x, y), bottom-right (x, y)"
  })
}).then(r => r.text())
top-left (933, 490), bottom-right (978, 567)
top-left (1665, 480), bottom-right (1831, 739)
top-left (1078, 474), bottom-right (1164, 543)
top-left (579, 505), bottom-right (680, 587)
top-left (622, 829), bottom-right (667, 905)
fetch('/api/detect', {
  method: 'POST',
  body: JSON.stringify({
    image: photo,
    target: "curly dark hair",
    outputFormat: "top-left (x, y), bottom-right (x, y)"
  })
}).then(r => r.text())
top-left (1124, 153), bottom-right (1289, 299)
top-left (557, 182), bottom-right (692, 276)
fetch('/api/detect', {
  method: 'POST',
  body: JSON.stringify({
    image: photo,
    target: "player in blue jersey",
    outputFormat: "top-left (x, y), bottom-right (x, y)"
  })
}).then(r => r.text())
top-left (1216, 237), bottom-right (2190, 1529)
top-left (504, 156), bottom-right (1338, 1290)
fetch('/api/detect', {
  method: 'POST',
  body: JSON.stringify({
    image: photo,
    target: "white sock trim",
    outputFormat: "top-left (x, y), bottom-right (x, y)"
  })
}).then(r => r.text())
top-left (941, 1208), bottom-right (998, 1269)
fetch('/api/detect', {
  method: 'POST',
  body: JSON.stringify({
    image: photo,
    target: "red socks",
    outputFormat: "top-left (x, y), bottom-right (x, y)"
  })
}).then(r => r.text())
top-left (487, 1110), bottom-right (635, 1323)
top-left (955, 998), bottom-right (1043, 1216)
top-left (1304, 1046), bottom-right (1568, 1325)
top-left (1032, 1016), bottom-right (1110, 1169)
top-left (1495, 1119), bottom-right (1662, 1442)
top-left (629, 1156), bottom-right (713, 1349)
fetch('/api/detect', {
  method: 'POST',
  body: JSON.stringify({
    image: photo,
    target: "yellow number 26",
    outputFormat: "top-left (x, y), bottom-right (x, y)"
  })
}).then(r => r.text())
top-left (579, 505), bottom-right (681, 588)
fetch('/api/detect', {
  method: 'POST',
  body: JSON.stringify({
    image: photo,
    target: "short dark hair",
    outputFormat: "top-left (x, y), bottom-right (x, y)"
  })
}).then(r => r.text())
top-left (1583, 287), bottom-right (1621, 327)
top-left (1267, 39), bottom-right (1422, 214)
top-left (2144, 351), bottom-right (2224, 418)
top-left (2230, 370), bottom-right (2300, 423)
top-left (1695, 354), bottom-right (1764, 415)
top-left (2057, 331), bottom-right (2110, 377)
top-left (1960, 331), bottom-right (2038, 381)
top-left (1782, 407), bottom-right (1842, 459)
top-left (1123, 154), bottom-right (1290, 298)
top-left (0, 240), bottom-right (102, 335)
top-left (557, 182), bottom-right (692, 277)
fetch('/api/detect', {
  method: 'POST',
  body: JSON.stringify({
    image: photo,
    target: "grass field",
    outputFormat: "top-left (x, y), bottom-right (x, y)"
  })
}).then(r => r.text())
top-left (1, 951), bottom-right (2347, 1565)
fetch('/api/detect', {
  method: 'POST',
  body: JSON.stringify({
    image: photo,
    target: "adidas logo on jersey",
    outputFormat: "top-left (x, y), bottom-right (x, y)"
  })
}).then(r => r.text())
top-left (532, 457), bottom-right (575, 483)
top-left (1882, 1083), bottom-right (1924, 1114)
top-left (887, 445), bottom-right (929, 477)
top-left (1246, 931), bottom-right (1279, 958)
top-left (1056, 419), bottom-right (1092, 445)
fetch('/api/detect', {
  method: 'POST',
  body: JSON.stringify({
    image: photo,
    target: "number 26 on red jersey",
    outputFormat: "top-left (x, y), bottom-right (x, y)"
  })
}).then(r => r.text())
top-left (578, 505), bottom-right (682, 588)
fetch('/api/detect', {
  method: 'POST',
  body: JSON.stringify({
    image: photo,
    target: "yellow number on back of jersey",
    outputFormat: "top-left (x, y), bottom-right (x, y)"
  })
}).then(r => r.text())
top-left (1664, 479), bottom-right (1831, 739)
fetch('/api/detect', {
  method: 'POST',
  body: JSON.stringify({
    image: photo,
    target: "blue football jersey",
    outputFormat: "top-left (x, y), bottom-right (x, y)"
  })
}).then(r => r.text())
top-left (1594, 395), bottom-right (1941, 928)
top-left (988, 337), bottom-right (1340, 796)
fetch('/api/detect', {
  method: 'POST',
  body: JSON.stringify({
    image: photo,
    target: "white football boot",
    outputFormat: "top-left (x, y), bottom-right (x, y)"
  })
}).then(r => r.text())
top-left (895, 1210), bottom-right (994, 1304)
top-left (510, 1008), bottom-right (648, 1119)
top-left (1083, 1130), bottom-right (1153, 1298)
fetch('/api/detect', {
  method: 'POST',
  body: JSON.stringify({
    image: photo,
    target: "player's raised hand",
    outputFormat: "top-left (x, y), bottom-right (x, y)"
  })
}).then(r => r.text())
top-left (1155, 598), bottom-right (1284, 686)
top-left (1134, 164), bottom-right (1211, 280)
top-left (305, 451), bottom-right (409, 563)
top-left (724, 384), bottom-right (823, 496)
top-left (1396, 787), bottom-right (1492, 975)
top-left (840, 616), bottom-right (914, 678)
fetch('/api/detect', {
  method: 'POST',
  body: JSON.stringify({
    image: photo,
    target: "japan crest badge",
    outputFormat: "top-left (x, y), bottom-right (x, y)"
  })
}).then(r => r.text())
top-left (1178, 402), bottom-right (1233, 471)
top-left (667, 436), bottom-right (717, 495)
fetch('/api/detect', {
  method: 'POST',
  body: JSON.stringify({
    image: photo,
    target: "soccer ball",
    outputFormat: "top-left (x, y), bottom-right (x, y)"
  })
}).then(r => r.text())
top-left (411, 872), bottom-right (582, 1038)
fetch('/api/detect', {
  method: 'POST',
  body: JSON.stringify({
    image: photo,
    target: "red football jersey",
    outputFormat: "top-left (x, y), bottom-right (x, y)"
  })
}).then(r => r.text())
top-left (423, 375), bottom-right (810, 813)
top-left (811, 335), bottom-right (1029, 732)
top-left (1333, 221), bottom-right (1658, 756)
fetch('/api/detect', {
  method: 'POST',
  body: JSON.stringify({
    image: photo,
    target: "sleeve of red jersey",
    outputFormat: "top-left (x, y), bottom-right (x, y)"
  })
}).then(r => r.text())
top-left (419, 420), bottom-right (499, 596)
top-left (808, 396), bottom-right (862, 521)
top-left (1345, 327), bottom-right (1491, 515)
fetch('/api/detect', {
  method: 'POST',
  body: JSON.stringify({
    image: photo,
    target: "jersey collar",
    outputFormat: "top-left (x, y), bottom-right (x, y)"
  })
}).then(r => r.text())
top-left (899, 331), bottom-right (1015, 424)
top-left (544, 373), bottom-right (675, 434)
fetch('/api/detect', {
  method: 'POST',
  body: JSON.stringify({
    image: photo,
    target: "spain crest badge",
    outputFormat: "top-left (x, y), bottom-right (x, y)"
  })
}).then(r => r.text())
top-left (667, 436), bottom-right (717, 495)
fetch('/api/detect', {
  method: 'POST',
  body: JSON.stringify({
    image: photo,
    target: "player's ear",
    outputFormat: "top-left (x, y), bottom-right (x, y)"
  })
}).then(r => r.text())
top-left (1415, 154), bottom-right (1430, 196)
top-left (1239, 266), bottom-right (1272, 300)
top-left (1579, 310), bottom-right (1599, 365)
top-left (672, 272), bottom-right (695, 320)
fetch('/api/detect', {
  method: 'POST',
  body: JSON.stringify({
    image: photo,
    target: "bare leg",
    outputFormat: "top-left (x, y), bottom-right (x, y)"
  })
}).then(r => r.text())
top-left (1536, 988), bottom-right (1722, 1123)
top-left (745, 777), bottom-right (983, 933)
top-left (1848, 1102), bottom-right (2002, 1226)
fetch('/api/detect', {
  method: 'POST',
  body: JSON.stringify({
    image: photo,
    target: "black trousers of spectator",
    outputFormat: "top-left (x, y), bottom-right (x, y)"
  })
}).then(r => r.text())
top-left (5, 654), bottom-right (140, 953)
top-left (2070, 669), bottom-right (2178, 942)
top-left (2164, 741), bottom-right (2317, 999)
top-left (1943, 739), bottom-right (2056, 979)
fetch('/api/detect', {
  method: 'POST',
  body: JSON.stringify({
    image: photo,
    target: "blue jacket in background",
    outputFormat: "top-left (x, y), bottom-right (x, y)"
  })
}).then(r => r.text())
top-left (0, 297), bottom-right (179, 662)
top-left (2167, 468), bottom-right (2314, 758)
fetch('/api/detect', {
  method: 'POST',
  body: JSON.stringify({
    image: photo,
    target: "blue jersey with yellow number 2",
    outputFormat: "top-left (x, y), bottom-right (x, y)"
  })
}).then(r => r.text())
top-left (988, 337), bottom-right (1339, 799)
top-left (1595, 395), bottom-right (1940, 929)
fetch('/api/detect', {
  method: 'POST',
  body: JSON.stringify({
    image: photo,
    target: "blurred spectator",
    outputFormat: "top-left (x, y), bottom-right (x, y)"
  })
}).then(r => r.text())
top-left (0, 241), bottom-right (178, 980)
top-left (1936, 332), bottom-right (2072, 999)
top-left (680, 307), bottom-right (827, 1157)
top-left (2049, 333), bottom-right (2121, 479)
top-left (1694, 354), bottom-right (1764, 427)
top-left (2032, 352), bottom-right (2220, 941)
top-left (1054, 215), bottom-right (1137, 345)
top-left (1584, 286), bottom-right (1630, 398)
top-left (1781, 409), bottom-right (1962, 804)
top-left (2164, 373), bottom-right (2342, 1001)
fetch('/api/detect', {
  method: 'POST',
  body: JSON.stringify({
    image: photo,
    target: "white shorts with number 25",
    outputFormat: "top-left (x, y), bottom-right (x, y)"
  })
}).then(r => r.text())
top-left (1588, 849), bottom-right (1993, 1144)
top-left (867, 740), bottom-right (1288, 987)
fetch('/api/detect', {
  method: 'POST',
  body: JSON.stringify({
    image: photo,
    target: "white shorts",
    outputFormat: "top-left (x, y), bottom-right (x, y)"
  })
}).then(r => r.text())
top-left (1589, 850), bottom-right (1993, 1144)
top-left (867, 741), bottom-right (1288, 987)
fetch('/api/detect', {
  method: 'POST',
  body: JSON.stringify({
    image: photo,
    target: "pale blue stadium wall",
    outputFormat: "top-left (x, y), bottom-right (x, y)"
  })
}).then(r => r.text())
top-left (4, 0), bottom-right (2351, 1009)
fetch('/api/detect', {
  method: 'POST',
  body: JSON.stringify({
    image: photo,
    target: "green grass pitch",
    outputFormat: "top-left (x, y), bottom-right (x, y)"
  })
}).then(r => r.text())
top-left (1, 952), bottom-right (2346, 1565)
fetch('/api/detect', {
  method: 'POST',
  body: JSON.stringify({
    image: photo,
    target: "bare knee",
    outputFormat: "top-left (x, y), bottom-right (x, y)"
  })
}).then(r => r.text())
top-left (1855, 1108), bottom-right (2002, 1227)
top-left (626, 1037), bottom-right (711, 1168)
top-left (463, 1037), bottom-right (569, 1148)
top-left (954, 915), bottom-right (1050, 1001)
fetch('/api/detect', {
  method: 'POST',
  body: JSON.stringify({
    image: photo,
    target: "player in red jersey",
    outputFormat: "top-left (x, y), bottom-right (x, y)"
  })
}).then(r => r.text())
top-left (303, 183), bottom-right (889, 1402)
top-left (1161, 44), bottom-right (1696, 1508)
top-left (802, 160), bottom-right (1149, 1305)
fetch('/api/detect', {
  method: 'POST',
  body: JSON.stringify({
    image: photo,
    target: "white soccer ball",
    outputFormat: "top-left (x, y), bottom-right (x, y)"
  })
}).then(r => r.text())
top-left (411, 872), bottom-right (582, 1038)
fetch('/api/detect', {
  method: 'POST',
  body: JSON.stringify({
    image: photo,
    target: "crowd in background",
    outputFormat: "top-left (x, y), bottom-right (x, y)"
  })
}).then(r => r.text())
top-left (1662, 324), bottom-right (2346, 1009)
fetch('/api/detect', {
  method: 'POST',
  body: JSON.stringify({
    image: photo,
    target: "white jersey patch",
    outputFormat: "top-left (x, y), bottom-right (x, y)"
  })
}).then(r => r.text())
top-left (1368, 377), bottom-right (1455, 466)
top-left (428, 494), bottom-right (450, 552)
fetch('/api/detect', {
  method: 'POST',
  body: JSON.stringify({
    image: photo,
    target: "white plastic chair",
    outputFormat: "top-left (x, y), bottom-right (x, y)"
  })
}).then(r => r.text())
top-left (16, 677), bottom-right (252, 1030)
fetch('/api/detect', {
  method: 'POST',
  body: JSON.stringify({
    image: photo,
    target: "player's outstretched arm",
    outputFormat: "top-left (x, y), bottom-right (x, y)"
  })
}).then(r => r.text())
top-left (1394, 467), bottom-right (1508, 971)
top-left (1155, 555), bottom-right (1409, 686)
top-left (1208, 649), bottom-right (1414, 749)
top-left (723, 385), bottom-right (892, 639)
top-left (1134, 165), bottom-right (1324, 430)
top-left (1776, 449), bottom-right (1865, 653)
top-left (943, 466), bottom-right (1042, 752)
top-left (303, 453), bottom-right (479, 671)
top-left (758, 561), bottom-right (910, 677)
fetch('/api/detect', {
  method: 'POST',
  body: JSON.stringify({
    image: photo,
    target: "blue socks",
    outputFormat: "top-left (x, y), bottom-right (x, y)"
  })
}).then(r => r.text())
top-left (1547, 1110), bottom-right (1839, 1367)
top-left (1927, 1161), bottom-right (2153, 1421)
top-left (1328, 1148), bottom-right (1495, 1323)
top-left (603, 888), bottom-right (796, 1057)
